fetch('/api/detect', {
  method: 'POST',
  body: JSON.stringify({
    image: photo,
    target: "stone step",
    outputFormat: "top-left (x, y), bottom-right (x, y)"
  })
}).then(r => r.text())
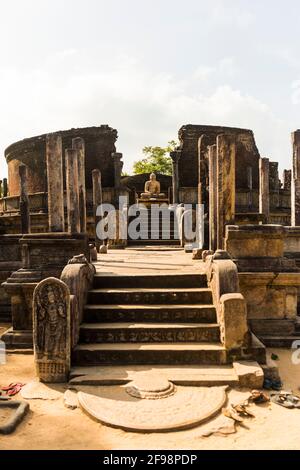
top-left (258, 335), bottom-right (300, 348)
top-left (93, 273), bottom-right (208, 289)
top-left (69, 364), bottom-right (239, 387)
top-left (83, 304), bottom-right (217, 323)
top-left (127, 240), bottom-right (180, 246)
top-left (87, 287), bottom-right (213, 305)
top-left (72, 342), bottom-right (228, 366)
top-left (79, 322), bottom-right (220, 344)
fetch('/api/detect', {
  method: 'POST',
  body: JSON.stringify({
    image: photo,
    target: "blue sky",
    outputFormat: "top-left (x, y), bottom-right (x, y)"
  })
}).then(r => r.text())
top-left (0, 0), bottom-right (299, 177)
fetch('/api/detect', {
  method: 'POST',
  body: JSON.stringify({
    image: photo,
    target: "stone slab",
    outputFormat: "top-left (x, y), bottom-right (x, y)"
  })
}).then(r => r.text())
top-left (20, 380), bottom-right (62, 400)
top-left (78, 385), bottom-right (227, 432)
top-left (233, 361), bottom-right (264, 389)
top-left (70, 365), bottom-right (238, 387)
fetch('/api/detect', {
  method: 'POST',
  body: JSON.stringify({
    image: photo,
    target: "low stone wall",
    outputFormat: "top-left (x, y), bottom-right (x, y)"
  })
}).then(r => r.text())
top-left (204, 250), bottom-right (249, 351)
top-left (225, 224), bottom-right (300, 338)
top-left (239, 272), bottom-right (300, 336)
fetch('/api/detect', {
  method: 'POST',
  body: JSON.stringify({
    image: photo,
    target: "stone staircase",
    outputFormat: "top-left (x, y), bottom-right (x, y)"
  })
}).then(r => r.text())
top-left (71, 272), bottom-right (265, 386)
top-left (127, 206), bottom-right (180, 246)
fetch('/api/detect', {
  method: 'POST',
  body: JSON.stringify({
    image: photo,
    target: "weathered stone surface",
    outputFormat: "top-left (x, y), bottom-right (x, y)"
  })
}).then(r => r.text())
top-left (46, 134), bottom-right (64, 232)
top-left (19, 164), bottom-right (30, 234)
top-left (208, 144), bottom-right (217, 251)
top-left (89, 244), bottom-right (98, 261)
top-left (225, 224), bottom-right (285, 260)
top-left (170, 150), bottom-right (181, 204)
top-left (125, 377), bottom-right (175, 399)
top-left (192, 248), bottom-right (203, 259)
top-left (33, 277), bottom-right (71, 383)
top-left (291, 130), bottom-right (300, 226)
top-left (21, 379), bottom-right (62, 400)
top-left (6, 125), bottom-right (117, 197)
top-left (220, 294), bottom-right (248, 350)
top-left (65, 148), bottom-right (80, 234)
top-left (233, 361), bottom-right (264, 388)
top-left (259, 157), bottom-right (270, 221)
top-left (78, 385), bottom-right (227, 432)
top-left (64, 389), bottom-right (78, 409)
top-left (72, 137), bottom-right (86, 233)
top-left (99, 245), bottom-right (108, 254)
top-left (60, 261), bottom-right (95, 345)
top-left (92, 169), bottom-right (103, 249)
top-left (239, 272), bottom-right (300, 321)
top-left (216, 134), bottom-right (236, 250)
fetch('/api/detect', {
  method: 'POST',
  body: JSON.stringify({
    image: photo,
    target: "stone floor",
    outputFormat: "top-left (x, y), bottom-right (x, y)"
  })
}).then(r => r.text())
top-left (94, 247), bottom-right (205, 275)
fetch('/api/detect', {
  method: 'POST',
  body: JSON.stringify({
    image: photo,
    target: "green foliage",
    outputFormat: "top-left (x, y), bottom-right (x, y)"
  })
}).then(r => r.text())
top-left (133, 141), bottom-right (177, 176)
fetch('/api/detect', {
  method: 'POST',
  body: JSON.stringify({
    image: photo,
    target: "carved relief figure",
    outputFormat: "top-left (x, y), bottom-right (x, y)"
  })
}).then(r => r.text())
top-left (34, 278), bottom-right (70, 363)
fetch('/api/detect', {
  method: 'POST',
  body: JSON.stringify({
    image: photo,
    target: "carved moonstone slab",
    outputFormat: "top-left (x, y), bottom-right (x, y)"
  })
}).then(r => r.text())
top-left (126, 377), bottom-right (175, 399)
top-left (33, 277), bottom-right (71, 383)
top-left (78, 385), bottom-right (227, 432)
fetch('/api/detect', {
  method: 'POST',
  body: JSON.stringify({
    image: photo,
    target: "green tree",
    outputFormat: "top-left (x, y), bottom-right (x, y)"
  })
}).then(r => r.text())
top-left (133, 141), bottom-right (177, 176)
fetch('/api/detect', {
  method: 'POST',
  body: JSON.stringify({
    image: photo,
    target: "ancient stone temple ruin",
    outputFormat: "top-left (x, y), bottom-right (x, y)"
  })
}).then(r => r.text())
top-left (1, 123), bottom-right (300, 396)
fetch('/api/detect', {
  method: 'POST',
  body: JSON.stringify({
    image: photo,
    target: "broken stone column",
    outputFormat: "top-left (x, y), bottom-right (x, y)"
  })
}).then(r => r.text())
top-left (65, 149), bottom-right (80, 234)
top-left (46, 134), bottom-right (65, 232)
top-left (33, 277), bottom-right (70, 383)
top-left (112, 152), bottom-right (123, 208)
top-left (19, 164), bottom-right (30, 234)
top-left (197, 135), bottom-right (209, 208)
top-left (216, 135), bottom-right (236, 250)
top-left (92, 169), bottom-right (103, 249)
top-left (292, 130), bottom-right (300, 226)
top-left (72, 137), bottom-right (86, 233)
top-left (259, 157), bottom-right (270, 221)
top-left (3, 178), bottom-right (8, 197)
top-left (0, 180), bottom-right (2, 198)
top-left (283, 169), bottom-right (291, 190)
top-left (208, 145), bottom-right (217, 252)
top-left (170, 150), bottom-right (181, 204)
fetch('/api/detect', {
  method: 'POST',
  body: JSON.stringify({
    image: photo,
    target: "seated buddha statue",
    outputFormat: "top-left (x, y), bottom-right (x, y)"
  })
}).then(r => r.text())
top-left (140, 173), bottom-right (166, 199)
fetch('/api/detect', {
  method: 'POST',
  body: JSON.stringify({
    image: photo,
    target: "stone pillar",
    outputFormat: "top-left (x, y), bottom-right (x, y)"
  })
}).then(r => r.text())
top-left (92, 169), bottom-right (103, 249)
top-left (0, 180), bottom-right (3, 198)
top-left (3, 178), bottom-right (8, 197)
top-left (292, 130), bottom-right (300, 226)
top-left (283, 169), bottom-right (291, 190)
top-left (208, 145), bottom-right (218, 252)
top-left (72, 137), bottom-right (86, 233)
top-left (19, 164), bottom-right (30, 234)
top-left (197, 135), bottom-right (209, 208)
top-left (259, 157), bottom-right (270, 221)
top-left (170, 150), bottom-right (181, 204)
top-left (46, 134), bottom-right (65, 232)
top-left (65, 149), bottom-right (80, 234)
top-left (112, 152), bottom-right (123, 209)
top-left (216, 135), bottom-right (236, 250)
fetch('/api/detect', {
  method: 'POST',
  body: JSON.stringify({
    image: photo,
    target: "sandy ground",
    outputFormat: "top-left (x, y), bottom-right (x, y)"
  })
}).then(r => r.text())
top-left (0, 349), bottom-right (300, 450)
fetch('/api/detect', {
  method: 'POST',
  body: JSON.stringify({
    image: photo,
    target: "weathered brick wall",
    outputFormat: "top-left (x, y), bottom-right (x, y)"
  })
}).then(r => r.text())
top-left (178, 124), bottom-right (260, 190)
top-left (5, 125), bottom-right (117, 196)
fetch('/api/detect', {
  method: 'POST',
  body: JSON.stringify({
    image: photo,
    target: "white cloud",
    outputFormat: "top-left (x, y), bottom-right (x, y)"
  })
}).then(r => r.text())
top-left (0, 52), bottom-right (292, 178)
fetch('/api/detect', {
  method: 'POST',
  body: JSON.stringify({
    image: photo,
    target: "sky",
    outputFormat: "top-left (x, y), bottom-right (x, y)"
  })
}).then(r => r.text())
top-left (0, 0), bottom-right (299, 177)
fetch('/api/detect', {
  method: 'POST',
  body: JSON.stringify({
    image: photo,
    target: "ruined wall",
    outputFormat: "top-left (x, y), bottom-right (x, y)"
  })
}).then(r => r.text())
top-left (178, 124), bottom-right (260, 189)
top-left (5, 125), bottom-right (117, 196)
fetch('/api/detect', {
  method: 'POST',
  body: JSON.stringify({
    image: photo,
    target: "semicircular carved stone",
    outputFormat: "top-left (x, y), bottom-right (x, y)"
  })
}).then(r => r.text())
top-left (33, 277), bottom-right (71, 383)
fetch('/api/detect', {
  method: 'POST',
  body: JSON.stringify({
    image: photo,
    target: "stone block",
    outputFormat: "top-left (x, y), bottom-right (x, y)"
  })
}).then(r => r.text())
top-left (225, 224), bottom-right (285, 259)
top-left (233, 361), bottom-right (264, 389)
top-left (220, 293), bottom-right (248, 350)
